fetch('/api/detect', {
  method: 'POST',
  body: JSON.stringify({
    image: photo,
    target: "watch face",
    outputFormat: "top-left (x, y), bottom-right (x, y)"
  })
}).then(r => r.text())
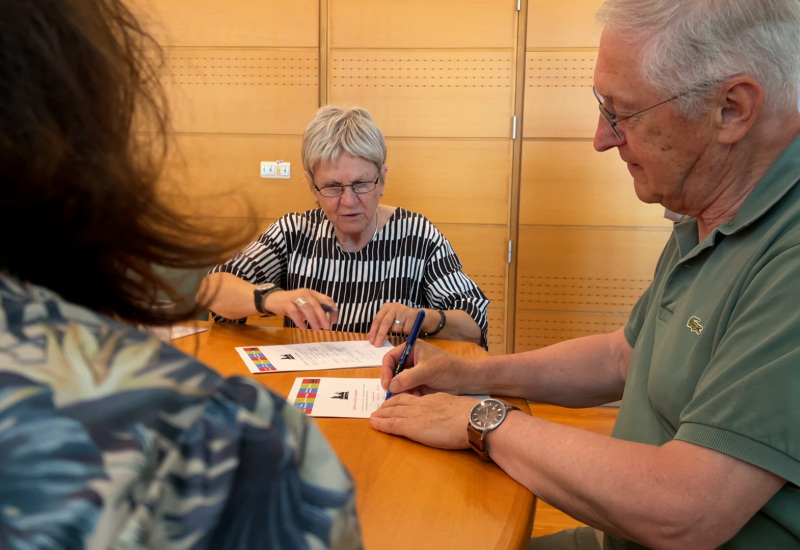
top-left (256, 283), bottom-right (277, 292)
top-left (469, 399), bottom-right (507, 431)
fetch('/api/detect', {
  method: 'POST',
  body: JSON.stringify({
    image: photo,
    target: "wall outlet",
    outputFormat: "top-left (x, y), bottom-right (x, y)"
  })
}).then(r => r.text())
top-left (260, 160), bottom-right (291, 179)
top-left (260, 161), bottom-right (277, 178)
top-left (276, 161), bottom-right (291, 179)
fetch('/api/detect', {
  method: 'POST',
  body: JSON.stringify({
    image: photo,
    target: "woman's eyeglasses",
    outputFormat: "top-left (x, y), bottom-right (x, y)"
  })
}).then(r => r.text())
top-left (313, 174), bottom-right (380, 197)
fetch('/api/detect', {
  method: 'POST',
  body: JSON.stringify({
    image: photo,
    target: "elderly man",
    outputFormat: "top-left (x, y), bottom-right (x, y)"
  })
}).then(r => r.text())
top-left (371, 1), bottom-right (800, 548)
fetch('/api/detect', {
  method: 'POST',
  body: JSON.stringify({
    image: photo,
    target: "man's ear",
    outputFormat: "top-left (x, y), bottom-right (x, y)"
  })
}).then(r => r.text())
top-left (715, 77), bottom-right (763, 144)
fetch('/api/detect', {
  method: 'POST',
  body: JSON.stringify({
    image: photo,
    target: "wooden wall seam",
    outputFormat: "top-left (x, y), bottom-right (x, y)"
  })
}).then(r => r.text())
top-left (506, 0), bottom-right (529, 352)
top-left (319, 0), bottom-right (329, 107)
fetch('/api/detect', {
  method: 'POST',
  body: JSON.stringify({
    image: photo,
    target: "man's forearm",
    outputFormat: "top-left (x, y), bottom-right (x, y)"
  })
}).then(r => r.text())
top-left (473, 328), bottom-right (630, 407)
top-left (488, 414), bottom-right (784, 549)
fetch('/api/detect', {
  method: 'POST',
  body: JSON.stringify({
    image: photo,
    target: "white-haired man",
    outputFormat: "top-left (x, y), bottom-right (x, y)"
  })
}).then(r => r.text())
top-left (372, 1), bottom-right (800, 548)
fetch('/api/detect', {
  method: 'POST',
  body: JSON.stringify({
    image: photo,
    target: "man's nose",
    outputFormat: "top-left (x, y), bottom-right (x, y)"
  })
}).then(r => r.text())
top-left (593, 115), bottom-right (625, 152)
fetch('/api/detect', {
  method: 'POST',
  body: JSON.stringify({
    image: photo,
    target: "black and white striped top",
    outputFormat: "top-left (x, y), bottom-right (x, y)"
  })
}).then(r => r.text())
top-left (210, 207), bottom-right (489, 347)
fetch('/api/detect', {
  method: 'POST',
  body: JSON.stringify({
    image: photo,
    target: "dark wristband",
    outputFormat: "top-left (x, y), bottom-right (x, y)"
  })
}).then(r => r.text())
top-left (254, 283), bottom-right (282, 315)
top-left (422, 308), bottom-right (446, 338)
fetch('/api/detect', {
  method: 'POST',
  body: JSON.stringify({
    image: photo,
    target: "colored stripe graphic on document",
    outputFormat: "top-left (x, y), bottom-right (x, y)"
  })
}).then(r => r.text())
top-left (242, 347), bottom-right (276, 372)
top-left (294, 378), bottom-right (320, 414)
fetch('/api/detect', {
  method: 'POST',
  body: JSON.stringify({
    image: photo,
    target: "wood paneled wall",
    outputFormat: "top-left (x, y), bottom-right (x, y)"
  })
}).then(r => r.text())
top-left (518, 0), bottom-right (671, 352)
top-left (327, 1), bottom-right (515, 352)
top-left (137, 0), bottom-right (672, 354)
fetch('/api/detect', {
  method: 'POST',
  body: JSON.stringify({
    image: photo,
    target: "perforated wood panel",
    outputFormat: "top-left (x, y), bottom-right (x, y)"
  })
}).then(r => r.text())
top-left (162, 49), bottom-right (318, 134)
top-left (520, 141), bottom-right (671, 227)
top-left (487, 310), bottom-right (506, 354)
top-left (131, 0), bottom-right (318, 48)
top-left (517, 0), bottom-right (676, 355)
top-left (382, 139), bottom-right (510, 225)
top-left (516, 227), bottom-right (668, 314)
top-left (515, 311), bottom-right (627, 352)
top-left (331, 0), bottom-right (515, 49)
top-left (523, 52), bottom-right (598, 139)
top-left (519, 269), bottom-right (650, 313)
top-left (442, 225), bottom-right (507, 308)
top-left (527, 0), bottom-right (605, 48)
top-left (329, 51), bottom-right (514, 138)
top-left (445, 225), bottom-right (507, 353)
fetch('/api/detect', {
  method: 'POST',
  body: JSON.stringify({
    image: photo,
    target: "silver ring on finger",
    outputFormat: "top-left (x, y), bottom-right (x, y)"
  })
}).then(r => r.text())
top-left (296, 298), bottom-right (308, 308)
top-left (393, 319), bottom-right (403, 326)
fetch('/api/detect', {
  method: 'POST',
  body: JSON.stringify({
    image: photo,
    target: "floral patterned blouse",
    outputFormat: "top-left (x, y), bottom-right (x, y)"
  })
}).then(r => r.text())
top-left (0, 275), bottom-right (362, 549)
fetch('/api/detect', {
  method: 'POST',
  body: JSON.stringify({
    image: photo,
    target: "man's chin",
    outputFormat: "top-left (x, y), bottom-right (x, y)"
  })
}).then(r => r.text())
top-left (631, 181), bottom-right (658, 204)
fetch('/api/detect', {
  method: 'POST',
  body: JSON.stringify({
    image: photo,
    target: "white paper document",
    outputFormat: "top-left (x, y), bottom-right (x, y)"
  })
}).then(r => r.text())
top-left (138, 324), bottom-right (208, 342)
top-left (235, 340), bottom-right (393, 374)
top-left (289, 377), bottom-right (386, 418)
top-left (170, 325), bottom-right (209, 340)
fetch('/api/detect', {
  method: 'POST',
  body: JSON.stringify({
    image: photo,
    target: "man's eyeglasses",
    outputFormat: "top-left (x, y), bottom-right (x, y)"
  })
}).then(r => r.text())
top-left (593, 80), bottom-right (728, 139)
top-left (312, 174), bottom-right (380, 197)
top-left (593, 85), bottom-right (693, 140)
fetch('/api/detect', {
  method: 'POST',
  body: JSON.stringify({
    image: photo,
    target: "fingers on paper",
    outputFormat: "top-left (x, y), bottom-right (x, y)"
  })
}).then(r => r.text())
top-left (368, 303), bottom-right (412, 346)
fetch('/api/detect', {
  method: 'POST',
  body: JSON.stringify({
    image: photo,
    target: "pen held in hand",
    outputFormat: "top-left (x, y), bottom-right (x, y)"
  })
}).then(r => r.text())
top-left (385, 309), bottom-right (425, 400)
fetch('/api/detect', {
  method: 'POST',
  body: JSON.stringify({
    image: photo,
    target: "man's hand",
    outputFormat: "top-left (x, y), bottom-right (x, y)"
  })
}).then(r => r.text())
top-left (370, 392), bottom-right (475, 450)
top-left (379, 340), bottom-right (475, 396)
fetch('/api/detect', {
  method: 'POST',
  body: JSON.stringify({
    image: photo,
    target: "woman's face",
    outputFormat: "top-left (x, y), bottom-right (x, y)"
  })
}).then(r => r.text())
top-left (308, 152), bottom-right (386, 240)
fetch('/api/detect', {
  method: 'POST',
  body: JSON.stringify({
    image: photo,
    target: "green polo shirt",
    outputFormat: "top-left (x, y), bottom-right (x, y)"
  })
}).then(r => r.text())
top-left (610, 135), bottom-right (800, 549)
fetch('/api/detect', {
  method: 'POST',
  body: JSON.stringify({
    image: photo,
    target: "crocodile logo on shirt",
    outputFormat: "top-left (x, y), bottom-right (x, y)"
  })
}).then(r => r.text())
top-left (687, 316), bottom-right (703, 335)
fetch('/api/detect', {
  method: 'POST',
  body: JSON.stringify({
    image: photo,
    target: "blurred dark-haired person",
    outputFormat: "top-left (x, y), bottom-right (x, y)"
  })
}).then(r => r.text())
top-left (0, 0), bottom-right (360, 548)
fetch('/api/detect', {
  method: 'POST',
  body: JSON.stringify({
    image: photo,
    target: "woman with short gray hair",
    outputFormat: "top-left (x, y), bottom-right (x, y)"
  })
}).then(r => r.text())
top-left (199, 105), bottom-right (489, 348)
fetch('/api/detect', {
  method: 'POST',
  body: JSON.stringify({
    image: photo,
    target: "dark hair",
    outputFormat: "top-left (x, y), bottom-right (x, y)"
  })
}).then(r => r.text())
top-left (0, 0), bottom-right (251, 324)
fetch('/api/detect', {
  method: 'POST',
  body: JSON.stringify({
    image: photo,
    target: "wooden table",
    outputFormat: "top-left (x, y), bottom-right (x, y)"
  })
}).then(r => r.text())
top-left (171, 322), bottom-right (535, 550)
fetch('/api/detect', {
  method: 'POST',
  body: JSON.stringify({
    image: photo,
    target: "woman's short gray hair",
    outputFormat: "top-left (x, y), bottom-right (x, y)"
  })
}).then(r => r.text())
top-left (596, 0), bottom-right (800, 118)
top-left (301, 105), bottom-right (387, 176)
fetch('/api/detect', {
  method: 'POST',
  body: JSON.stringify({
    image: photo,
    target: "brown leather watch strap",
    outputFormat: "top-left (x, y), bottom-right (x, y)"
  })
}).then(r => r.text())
top-left (467, 398), bottom-right (519, 461)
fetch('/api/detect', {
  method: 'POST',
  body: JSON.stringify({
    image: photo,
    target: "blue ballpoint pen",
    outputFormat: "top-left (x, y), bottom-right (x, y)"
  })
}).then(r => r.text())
top-left (385, 309), bottom-right (425, 400)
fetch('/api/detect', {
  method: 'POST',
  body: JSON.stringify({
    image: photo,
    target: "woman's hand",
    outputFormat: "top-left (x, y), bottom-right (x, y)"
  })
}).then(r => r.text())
top-left (263, 288), bottom-right (338, 330)
top-left (368, 302), bottom-right (426, 346)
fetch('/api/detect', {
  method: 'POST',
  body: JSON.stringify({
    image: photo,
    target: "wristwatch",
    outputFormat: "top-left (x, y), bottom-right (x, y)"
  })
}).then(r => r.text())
top-left (253, 282), bottom-right (282, 315)
top-left (467, 398), bottom-right (519, 461)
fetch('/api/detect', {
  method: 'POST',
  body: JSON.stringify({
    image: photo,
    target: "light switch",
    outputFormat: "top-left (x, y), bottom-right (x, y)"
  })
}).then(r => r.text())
top-left (260, 161), bottom-right (277, 178)
top-left (276, 161), bottom-right (291, 179)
